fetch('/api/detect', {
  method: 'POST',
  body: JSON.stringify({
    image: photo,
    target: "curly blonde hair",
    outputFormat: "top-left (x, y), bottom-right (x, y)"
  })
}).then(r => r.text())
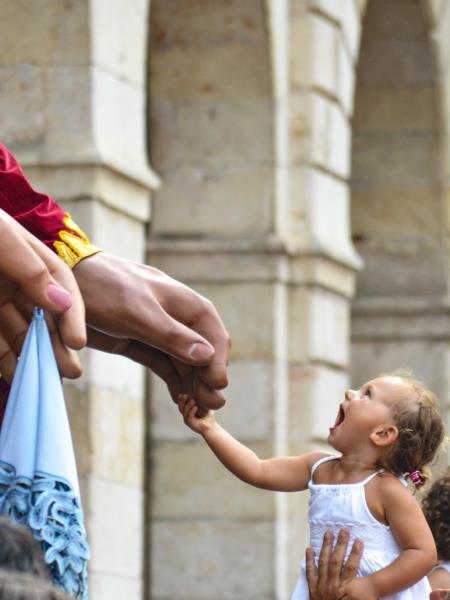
top-left (378, 369), bottom-right (445, 488)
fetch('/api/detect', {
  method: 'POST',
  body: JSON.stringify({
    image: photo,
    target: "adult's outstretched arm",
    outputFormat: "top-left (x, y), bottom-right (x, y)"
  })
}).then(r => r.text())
top-left (74, 253), bottom-right (230, 410)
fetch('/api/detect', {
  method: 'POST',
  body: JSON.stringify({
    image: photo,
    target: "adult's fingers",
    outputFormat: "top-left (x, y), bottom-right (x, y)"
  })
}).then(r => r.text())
top-left (328, 528), bottom-right (350, 589)
top-left (3, 297), bottom-right (82, 379)
top-left (0, 211), bottom-right (86, 350)
top-left (305, 547), bottom-right (318, 598)
top-left (0, 331), bottom-right (17, 383)
top-left (317, 530), bottom-right (334, 597)
top-left (341, 538), bottom-right (363, 582)
top-left (86, 328), bottom-right (225, 409)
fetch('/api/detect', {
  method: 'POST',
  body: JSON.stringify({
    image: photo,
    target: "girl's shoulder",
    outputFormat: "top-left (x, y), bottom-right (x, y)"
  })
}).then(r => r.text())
top-left (307, 452), bottom-right (339, 477)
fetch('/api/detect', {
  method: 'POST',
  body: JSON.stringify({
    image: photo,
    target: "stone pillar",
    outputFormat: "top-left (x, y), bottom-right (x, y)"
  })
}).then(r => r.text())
top-left (148, 1), bottom-right (362, 599)
top-left (350, 0), bottom-right (450, 462)
top-left (0, 1), bottom-right (157, 598)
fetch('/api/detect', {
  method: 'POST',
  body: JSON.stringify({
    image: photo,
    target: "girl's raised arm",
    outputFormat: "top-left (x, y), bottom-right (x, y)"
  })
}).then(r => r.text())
top-left (179, 395), bottom-right (325, 492)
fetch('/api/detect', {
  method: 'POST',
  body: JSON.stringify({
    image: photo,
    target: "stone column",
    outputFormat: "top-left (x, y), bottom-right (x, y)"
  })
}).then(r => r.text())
top-left (148, 1), bottom-right (362, 599)
top-left (351, 0), bottom-right (450, 464)
top-left (0, 1), bottom-right (157, 598)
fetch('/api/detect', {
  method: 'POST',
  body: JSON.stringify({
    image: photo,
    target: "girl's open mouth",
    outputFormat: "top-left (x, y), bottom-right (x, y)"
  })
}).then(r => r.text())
top-left (329, 404), bottom-right (345, 432)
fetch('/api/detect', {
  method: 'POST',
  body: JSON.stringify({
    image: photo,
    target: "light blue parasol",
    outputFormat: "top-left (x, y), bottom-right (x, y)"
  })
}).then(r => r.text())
top-left (0, 308), bottom-right (89, 598)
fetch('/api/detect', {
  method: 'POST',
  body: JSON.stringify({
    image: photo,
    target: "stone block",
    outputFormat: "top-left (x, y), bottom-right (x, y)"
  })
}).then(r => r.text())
top-left (357, 41), bottom-right (436, 87)
top-left (150, 0), bottom-right (266, 48)
top-left (288, 364), bottom-right (349, 441)
top-left (192, 282), bottom-right (275, 360)
top-left (0, 0), bottom-right (89, 66)
top-left (351, 187), bottom-right (442, 236)
top-left (151, 360), bottom-right (274, 442)
top-left (353, 85), bottom-right (439, 133)
top-left (150, 45), bottom-right (271, 102)
top-left (290, 14), bottom-right (339, 97)
top-left (360, 0), bottom-right (426, 41)
top-left (151, 441), bottom-right (274, 519)
top-left (290, 93), bottom-right (351, 179)
top-left (151, 520), bottom-right (274, 599)
top-left (26, 166), bottom-right (152, 223)
top-left (350, 338), bottom-right (449, 404)
top-left (91, 68), bottom-right (153, 187)
top-left (150, 98), bottom-right (273, 171)
top-left (64, 385), bottom-right (92, 478)
top-left (289, 287), bottom-right (349, 366)
top-left (0, 65), bottom-right (46, 144)
top-left (354, 236), bottom-right (446, 297)
top-left (87, 477), bottom-right (143, 578)
top-left (289, 255), bottom-right (357, 298)
top-left (89, 386), bottom-right (144, 486)
top-left (151, 166), bottom-right (273, 237)
top-left (352, 132), bottom-right (441, 189)
top-left (89, 573), bottom-right (142, 600)
top-left (308, 0), bottom-right (361, 60)
top-left (90, 0), bottom-right (148, 87)
top-left (290, 167), bottom-right (358, 265)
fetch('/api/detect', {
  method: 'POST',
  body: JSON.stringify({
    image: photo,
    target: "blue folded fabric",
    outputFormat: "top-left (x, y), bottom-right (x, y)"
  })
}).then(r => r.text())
top-left (0, 308), bottom-right (89, 598)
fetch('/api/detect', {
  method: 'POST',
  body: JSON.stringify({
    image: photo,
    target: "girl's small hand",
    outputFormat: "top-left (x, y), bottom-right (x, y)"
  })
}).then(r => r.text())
top-left (339, 577), bottom-right (378, 600)
top-left (178, 394), bottom-right (216, 434)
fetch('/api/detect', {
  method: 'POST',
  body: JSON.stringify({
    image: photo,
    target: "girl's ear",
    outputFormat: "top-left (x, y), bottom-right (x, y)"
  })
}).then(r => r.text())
top-left (370, 424), bottom-right (398, 448)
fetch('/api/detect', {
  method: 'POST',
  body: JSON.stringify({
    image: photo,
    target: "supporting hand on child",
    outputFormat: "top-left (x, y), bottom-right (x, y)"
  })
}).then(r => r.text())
top-left (305, 529), bottom-right (364, 600)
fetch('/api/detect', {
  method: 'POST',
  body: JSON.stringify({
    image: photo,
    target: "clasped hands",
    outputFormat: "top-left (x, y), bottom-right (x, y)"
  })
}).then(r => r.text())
top-left (0, 210), bottom-right (230, 410)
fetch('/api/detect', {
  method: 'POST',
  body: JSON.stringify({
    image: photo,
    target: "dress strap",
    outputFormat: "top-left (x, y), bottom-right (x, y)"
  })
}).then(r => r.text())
top-left (310, 454), bottom-right (340, 478)
top-left (361, 469), bottom-right (384, 486)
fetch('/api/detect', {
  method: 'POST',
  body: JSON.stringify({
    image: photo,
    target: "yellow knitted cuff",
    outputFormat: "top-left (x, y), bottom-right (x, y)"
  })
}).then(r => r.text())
top-left (53, 213), bottom-right (102, 270)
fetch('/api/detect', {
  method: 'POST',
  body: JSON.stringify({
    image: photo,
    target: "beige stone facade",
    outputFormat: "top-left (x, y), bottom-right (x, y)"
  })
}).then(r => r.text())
top-left (1, 0), bottom-right (450, 598)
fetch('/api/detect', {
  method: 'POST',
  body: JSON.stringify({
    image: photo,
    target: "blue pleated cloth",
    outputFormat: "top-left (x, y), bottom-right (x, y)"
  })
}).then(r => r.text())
top-left (0, 308), bottom-right (89, 598)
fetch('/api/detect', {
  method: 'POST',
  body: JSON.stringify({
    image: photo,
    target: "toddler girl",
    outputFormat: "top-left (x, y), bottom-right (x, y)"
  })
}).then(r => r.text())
top-left (178, 370), bottom-right (445, 599)
top-left (423, 468), bottom-right (450, 591)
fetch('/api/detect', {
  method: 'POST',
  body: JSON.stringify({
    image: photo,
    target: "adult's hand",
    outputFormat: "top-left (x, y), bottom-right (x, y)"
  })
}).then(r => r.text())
top-left (0, 210), bottom-right (86, 381)
top-left (73, 252), bottom-right (230, 410)
top-left (430, 591), bottom-right (450, 600)
top-left (305, 529), bottom-right (364, 600)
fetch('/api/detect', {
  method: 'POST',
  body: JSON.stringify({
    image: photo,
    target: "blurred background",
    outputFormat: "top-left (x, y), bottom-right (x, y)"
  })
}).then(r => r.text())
top-left (1, 0), bottom-right (450, 598)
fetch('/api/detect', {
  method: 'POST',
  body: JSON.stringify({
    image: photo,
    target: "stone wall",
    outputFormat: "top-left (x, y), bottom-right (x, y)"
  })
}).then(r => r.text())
top-left (1, 1), bottom-right (450, 599)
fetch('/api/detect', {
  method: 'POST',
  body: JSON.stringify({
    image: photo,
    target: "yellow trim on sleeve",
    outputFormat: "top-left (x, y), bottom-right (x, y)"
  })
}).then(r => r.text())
top-left (53, 213), bottom-right (102, 269)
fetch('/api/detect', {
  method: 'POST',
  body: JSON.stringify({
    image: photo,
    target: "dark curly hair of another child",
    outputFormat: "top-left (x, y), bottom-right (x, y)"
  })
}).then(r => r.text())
top-left (422, 468), bottom-right (450, 561)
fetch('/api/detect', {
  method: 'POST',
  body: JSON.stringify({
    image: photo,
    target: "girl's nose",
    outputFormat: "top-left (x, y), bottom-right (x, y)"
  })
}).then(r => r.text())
top-left (345, 389), bottom-right (356, 401)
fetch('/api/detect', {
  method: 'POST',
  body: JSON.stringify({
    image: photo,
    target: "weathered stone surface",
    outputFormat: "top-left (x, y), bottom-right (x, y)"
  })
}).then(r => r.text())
top-left (353, 85), bottom-right (439, 132)
top-left (90, 0), bottom-right (148, 87)
top-left (289, 364), bottom-right (349, 441)
top-left (151, 360), bottom-right (274, 441)
top-left (151, 520), bottom-right (274, 599)
top-left (88, 477), bottom-right (143, 578)
top-left (0, 0), bottom-right (89, 65)
top-left (150, 98), bottom-right (273, 172)
top-left (152, 441), bottom-right (274, 519)
top-left (289, 288), bottom-right (349, 366)
top-left (151, 0), bottom-right (266, 48)
top-left (151, 45), bottom-right (271, 102)
top-left (89, 573), bottom-right (142, 600)
top-left (352, 132), bottom-right (441, 189)
top-left (308, 0), bottom-right (361, 60)
top-left (151, 166), bottom-right (273, 237)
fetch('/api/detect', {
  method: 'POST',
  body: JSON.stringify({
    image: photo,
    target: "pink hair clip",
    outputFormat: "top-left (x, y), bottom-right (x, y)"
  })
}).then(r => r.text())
top-left (408, 470), bottom-right (423, 488)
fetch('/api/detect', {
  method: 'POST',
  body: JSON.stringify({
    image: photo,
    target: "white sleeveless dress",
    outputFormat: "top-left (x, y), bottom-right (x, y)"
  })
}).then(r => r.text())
top-left (291, 455), bottom-right (431, 599)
